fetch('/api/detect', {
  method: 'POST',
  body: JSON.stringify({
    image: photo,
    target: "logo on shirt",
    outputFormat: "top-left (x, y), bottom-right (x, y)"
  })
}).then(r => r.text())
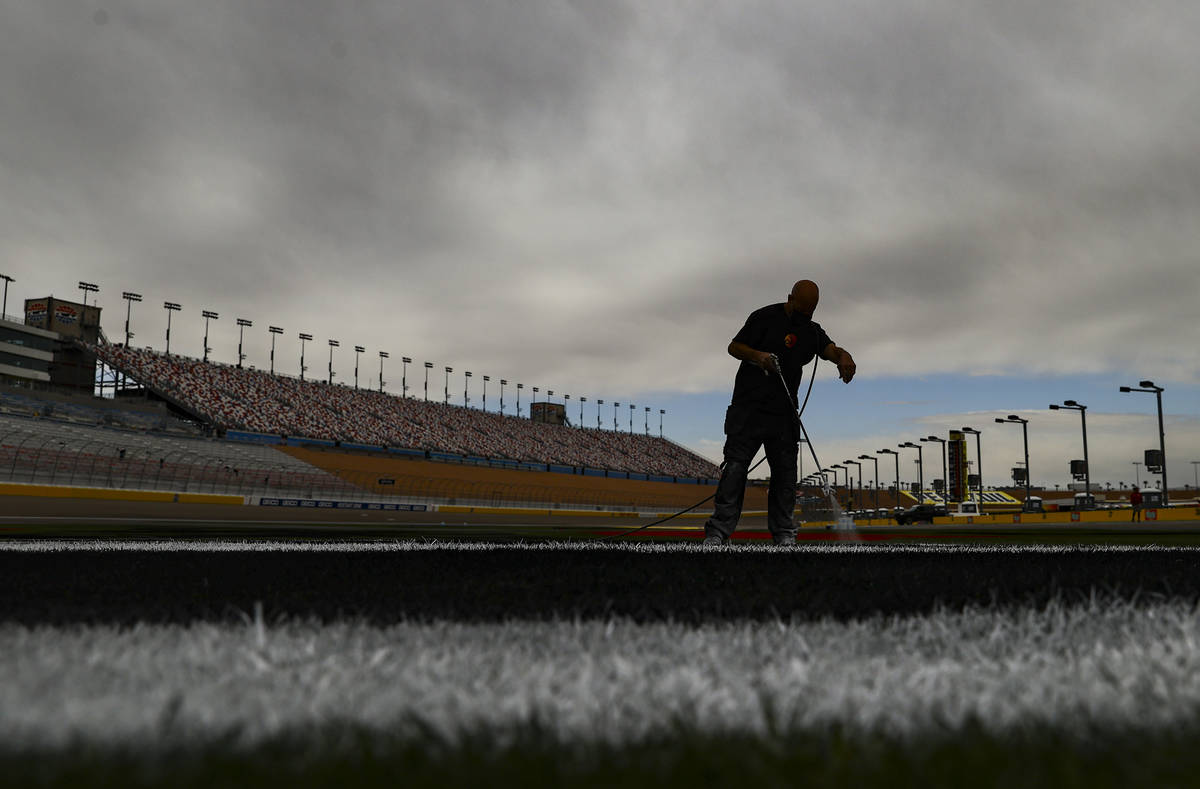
top-left (784, 333), bottom-right (797, 348)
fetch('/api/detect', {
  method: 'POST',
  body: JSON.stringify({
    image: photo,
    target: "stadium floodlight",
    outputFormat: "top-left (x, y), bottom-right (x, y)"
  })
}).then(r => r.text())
top-left (858, 454), bottom-right (880, 510)
top-left (1049, 401), bottom-right (1091, 504)
top-left (399, 356), bottom-right (409, 396)
top-left (597, 399), bottom-right (604, 429)
top-left (877, 448), bottom-right (900, 505)
top-left (659, 408), bottom-right (665, 438)
top-left (899, 442), bottom-right (924, 503)
top-left (298, 333), bottom-right (313, 380)
top-left (78, 281), bottom-right (99, 308)
top-left (444, 366), bottom-right (453, 405)
top-left (995, 415), bottom-right (1034, 510)
top-left (921, 436), bottom-right (948, 504)
top-left (843, 459), bottom-right (862, 509)
top-left (0, 273), bottom-right (13, 319)
top-left (1120, 380), bottom-right (1168, 503)
top-left (268, 326), bottom-right (283, 374)
top-left (163, 302), bottom-right (182, 355)
top-left (644, 406), bottom-right (650, 435)
top-left (201, 310), bottom-right (219, 363)
top-left (516, 382), bottom-right (523, 416)
top-left (629, 403), bottom-right (635, 434)
top-left (380, 351), bottom-right (390, 393)
top-left (235, 318), bottom-right (252, 368)
top-left (613, 401), bottom-right (620, 431)
top-left (423, 361), bottom-right (433, 401)
top-left (482, 375), bottom-right (489, 412)
top-left (960, 427), bottom-right (984, 503)
top-left (579, 396), bottom-right (586, 428)
top-left (499, 379), bottom-right (507, 414)
top-left (464, 370), bottom-right (471, 407)
top-left (327, 339), bottom-right (340, 384)
top-left (353, 345), bottom-right (365, 390)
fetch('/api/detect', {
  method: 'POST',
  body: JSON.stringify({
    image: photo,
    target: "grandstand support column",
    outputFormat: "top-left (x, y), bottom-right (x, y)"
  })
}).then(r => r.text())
top-left (269, 326), bottom-right (283, 374)
top-left (164, 303), bottom-right (182, 355)
top-left (328, 339), bottom-right (340, 385)
top-left (299, 333), bottom-right (312, 381)
top-left (354, 345), bottom-right (364, 390)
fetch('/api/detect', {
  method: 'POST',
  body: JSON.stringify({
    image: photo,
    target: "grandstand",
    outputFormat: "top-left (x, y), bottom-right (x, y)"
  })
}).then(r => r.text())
top-left (83, 342), bottom-right (719, 481)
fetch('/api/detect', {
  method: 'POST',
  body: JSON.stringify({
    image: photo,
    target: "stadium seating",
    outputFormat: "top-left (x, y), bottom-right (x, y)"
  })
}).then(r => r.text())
top-left (85, 343), bottom-right (718, 479)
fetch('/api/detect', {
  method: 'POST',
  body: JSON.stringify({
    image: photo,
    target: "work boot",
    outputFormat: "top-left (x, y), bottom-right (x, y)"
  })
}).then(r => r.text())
top-left (702, 531), bottom-right (728, 547)
top-left (772, 533), bottom-right (797, 547)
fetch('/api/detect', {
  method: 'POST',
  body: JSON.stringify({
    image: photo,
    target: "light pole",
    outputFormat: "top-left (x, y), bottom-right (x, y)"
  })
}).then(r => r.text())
top-left (922, 436), bottom-right (947, 504)
top-left (327, 339), bottom-right (339, 384)
top-left (400, 356), bottom-right (410, 396)
top-left (995, 415), bottom-right (1033, 511)
top-left (859, 454), bottom-right (880, 510)
top-left (829, 464), bottom-right (847, 502)
top-left (423, 362), bottom-right (433, 401)
top-left (483, 376), bottom-right (489, 411)
top-left (379, 352), bottom-right (389, 393)
top-left (1121, 381), bottom-right (1168, 504)
top-left (268, 326), bottom-right (283, 374)
top-left (596, 399), bottom-right (604, 429)
top-left (532, 387), bottom-right (540, 417)
top-left (900, 442), bottom-right (924, 503)
top-left (353, 346), bottom-right (364, 390)
top-left (500, 379), bottom-right (507, 415)
top-left (579, 396), bottom-right (586, 427)
top-left (236, 318), bottom-right (252, 368)
top-left (613, 402), bottom-right (620, 431)
top-left (644, 406), bottom-right (650, 435)
top-left (1049, 400), bottom-right (1090, 505)
top-left (444, 366), bottom-right (452, 404)
top-left (298, 333), bottom-right (312, 380)
top-left (659, 409), bottom-right (665, 438)
top-left (629, 403), bottom-right (635, 433)
top-left (78, 281), bottom-right (99, 308)
top-left (844, 459), bottom-right (862, 509)
top-left (464, 371), bottom-right (471, 407)
top-left (0, 273), bottom-right (13, 319)
top-left (164, 302), bottom-right (182, 355)
top-left (961, 427), bottom-right (984, 506)
top-left (878, 449), bottom-right (900, 510)
top-left (201, 310), bottom-right (219, 363)
top-left (516, 383), bottom-right (523, 416)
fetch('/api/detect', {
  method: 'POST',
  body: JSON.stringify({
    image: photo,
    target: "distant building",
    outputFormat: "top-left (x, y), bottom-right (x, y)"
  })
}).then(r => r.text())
top-left (0, 297), bottom-right (101, 392)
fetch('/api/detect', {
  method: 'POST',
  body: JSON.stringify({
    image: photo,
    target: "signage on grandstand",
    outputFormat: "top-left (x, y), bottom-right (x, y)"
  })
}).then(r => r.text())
top-left (530, 401), bottom-right (567, 425)
top-left (24, 301), bottom-right (47, 327)
top-left (54, 303), bottom-right (79, 326)
top-left (24, 296), bottom-right (100, 342)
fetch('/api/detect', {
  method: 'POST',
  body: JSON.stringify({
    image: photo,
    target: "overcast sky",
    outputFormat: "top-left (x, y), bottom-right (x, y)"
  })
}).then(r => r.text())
top-left (2, 1), bottom-right (1197, 491)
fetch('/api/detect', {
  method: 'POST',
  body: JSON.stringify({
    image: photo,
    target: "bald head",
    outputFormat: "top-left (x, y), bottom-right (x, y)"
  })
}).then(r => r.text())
top-left (787, 280), bottom-right (820, 319)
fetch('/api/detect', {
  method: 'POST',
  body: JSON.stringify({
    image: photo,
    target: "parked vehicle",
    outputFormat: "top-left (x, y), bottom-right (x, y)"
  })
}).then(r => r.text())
top-left (893, 503), bottom-right (949, 525)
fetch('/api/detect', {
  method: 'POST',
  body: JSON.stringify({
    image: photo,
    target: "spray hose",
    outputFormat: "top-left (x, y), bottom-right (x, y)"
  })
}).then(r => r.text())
top-left (604, 353), bottom-right (821, 540)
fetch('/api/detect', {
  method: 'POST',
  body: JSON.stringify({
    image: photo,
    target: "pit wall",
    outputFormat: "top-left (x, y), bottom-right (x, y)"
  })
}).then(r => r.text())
top-left (844, 507), bottom-right (1200, 527)
top-left (0, 482), bottom-right (244, 505)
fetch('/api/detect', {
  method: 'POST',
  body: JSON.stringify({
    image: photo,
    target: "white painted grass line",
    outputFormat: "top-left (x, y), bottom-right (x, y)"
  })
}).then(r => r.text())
top-left (1, 540), bottom-right (1195, 554)
top-left (4, 599), bottom-right (1200, 750)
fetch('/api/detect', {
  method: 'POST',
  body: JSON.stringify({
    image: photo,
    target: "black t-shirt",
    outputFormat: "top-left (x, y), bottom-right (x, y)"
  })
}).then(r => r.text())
top-left (729, 303), bottom-right (834, 415)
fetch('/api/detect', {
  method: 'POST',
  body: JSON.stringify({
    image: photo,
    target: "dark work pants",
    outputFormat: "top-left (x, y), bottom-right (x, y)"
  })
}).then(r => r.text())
top-left (704, 405), bottom-right (798, 541)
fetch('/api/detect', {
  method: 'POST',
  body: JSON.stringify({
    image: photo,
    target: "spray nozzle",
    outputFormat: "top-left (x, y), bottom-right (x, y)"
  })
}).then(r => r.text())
top-left (763, 353), bottom-right (781, 376)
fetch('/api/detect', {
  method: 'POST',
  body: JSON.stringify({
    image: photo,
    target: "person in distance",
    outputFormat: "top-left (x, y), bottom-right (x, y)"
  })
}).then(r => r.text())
top-left (703, 280), bottom-right (855, 547)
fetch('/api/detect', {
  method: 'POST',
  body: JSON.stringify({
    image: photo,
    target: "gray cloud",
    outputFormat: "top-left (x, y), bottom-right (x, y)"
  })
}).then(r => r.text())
top-left (2, 0), bottom-right (1198, 400)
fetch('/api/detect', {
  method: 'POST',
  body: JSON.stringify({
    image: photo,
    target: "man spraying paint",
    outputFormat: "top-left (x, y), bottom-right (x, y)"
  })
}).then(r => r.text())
top-left (703, 280), bottom-right (856, 546)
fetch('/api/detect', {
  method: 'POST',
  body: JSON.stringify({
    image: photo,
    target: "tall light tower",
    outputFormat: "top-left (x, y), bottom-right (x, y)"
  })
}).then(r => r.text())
top-left (78, 281), bottom-right (99, 308)
top-left (579, 396), bottom-right (586, 427)
top-left (423, 362), bottom-right (433, 401)
top-left (444, 366), bottom-right (452, 404)
top-left (1049, 400), bottom-right (1091, 504)
top-left (921, 436), bottom-right (947, 503)
top-left (298, 333), bottom-right (312, 381)
top-left (327, 339), bottom-right (339, 384)
top-left (659, 409), bottom-right (665, 438)
top-left (0, 273), bottom-right (13, 319)
top-left (613, 402), bottom-right (620, 431)
top-left (858, 454), bottom-right (880, 510)
top-left (400, 356), bottom-right (410, 396)
top-left (236, 318), bottom-right (252, 368)
top-left (899, 442), bottom-right (924, 503)
top-left (500, 379), bottom-right (507, 415)
top-left (516, 382), bottom-right (523, 416)
top-left (201, 310), bottom-right (219, 363)
top-left (629, 403), bottom-right (635, 433)
top-left (464, 370), bottom-right (472, 407)
top-left (843, 459), bottom-right (862, 509)
top-left (961, 427), bottom-right (984, 506)
top-left (877, 448), bottom-right (900, 509)
top-left (1120, 381), bottom-right (1168, 504)
top-left (163, 302), bottom-right (182, 355)
top-left (596, 399), bottom-right (604, 429)
top-left (268, 326), bottom-right (283, 374)
top-left (644, 406), bottom-right (650, 435)
top-left (380, 352), bottom-right (390, 393)
top-left (353, 345), bottom-right (364, 390)
top-left (482, 376), bottom-right (489, 411)
top-left (995, 415), bottom-right (1033, 511)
